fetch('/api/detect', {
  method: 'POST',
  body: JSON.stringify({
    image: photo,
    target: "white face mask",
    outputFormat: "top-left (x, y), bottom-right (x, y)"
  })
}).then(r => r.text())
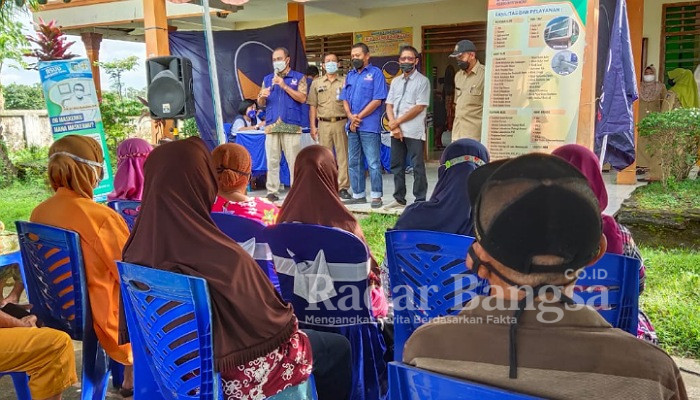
top-left (643, 75), bottom-right (655, 82)
top-left (273, 60), bottom-right (287, 74)
top-left (50, 151), bottom-right (104, 188)
top-left (325, 61), bottom-right (338, 75)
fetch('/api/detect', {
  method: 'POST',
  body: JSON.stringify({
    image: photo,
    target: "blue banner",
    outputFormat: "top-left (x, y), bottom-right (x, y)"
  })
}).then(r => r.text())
top-left (169, 22), bottom-right (308, 150)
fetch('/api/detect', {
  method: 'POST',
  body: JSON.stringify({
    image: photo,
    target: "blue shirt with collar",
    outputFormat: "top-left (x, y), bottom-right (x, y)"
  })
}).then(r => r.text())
top-left (340, 63), bottom-right (388, 134)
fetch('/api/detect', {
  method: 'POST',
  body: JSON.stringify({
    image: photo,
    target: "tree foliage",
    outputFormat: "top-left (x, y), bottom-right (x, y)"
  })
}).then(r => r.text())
top-left (0, 0), bottom-right (37, 25)
top-left (0, 18), bottom-right (28, 72)
top-left (3, 83), bottom-right (44, 109)
top-left (100, 91), bottom-right (145, 164)
top-left (96, 55), bottom-right (139, 100)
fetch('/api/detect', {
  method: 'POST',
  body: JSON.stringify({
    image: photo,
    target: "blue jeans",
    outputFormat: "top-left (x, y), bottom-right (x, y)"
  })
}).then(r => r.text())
top-left (348, 131), bottom-right (383, 199)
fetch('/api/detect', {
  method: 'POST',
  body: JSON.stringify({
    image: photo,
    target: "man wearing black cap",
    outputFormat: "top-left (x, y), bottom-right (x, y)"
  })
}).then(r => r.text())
top-left (449, 39), bottom-right (485, 142)
top-left (403, 154), bottom-right (687, 399)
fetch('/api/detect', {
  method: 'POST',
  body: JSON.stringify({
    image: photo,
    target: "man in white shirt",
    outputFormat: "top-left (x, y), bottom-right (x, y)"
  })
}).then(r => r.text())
top-left (385, 45), bottom-right (431, 210)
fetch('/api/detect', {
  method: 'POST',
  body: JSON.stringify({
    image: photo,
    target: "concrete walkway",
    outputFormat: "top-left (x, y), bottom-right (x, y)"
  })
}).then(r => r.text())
top-left (251, 162), bottom-right (644, 216)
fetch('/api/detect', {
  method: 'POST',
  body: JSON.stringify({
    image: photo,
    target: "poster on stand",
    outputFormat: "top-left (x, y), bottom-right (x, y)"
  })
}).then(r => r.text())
top-left (482, 0), bottom-right (588, 159)
top-left (39, 58), bottom-right (114, 202)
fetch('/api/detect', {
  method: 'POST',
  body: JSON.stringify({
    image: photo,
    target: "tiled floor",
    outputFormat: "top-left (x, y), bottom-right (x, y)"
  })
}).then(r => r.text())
top-left (251, 163), bottom-right (644, 216)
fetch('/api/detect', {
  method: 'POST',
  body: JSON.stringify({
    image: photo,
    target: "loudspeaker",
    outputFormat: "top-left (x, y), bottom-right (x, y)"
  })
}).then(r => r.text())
top-left (146, 56), bottom-right (195, 120)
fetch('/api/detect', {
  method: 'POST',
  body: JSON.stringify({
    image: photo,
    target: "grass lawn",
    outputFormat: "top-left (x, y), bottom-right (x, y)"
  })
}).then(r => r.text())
top-left (358, 213), bottom-right (398, 265)
top-left (0, 181), bottom-right (51, 231)
top-left (632, 179), bottom-right (700, 212)
top-left (358, 212), bottom-right (700, 358)
top-left (640, 247), bottom-right (700, 358)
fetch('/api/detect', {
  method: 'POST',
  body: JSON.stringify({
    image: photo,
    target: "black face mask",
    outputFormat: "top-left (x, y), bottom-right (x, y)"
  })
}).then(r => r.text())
top-left (457, 59), bottom-right (470, 70)
top-left (352, 58), bottom-right (365, 70)
top-left (399, 63), bottom-right (415, 73)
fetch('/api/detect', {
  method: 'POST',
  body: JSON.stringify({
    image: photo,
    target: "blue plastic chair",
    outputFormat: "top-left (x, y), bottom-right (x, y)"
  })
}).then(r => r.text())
top-left (107, 200), bottom-right (141, 231)
top-left (118, 261), bottom-right (317, 400)
top-left (388, 362), bottom-right (541, 400)
top-left (0, 372), bottom-right (31, 400)
top-left (15, 221), bottom-right (112, 400)
top-left (211, 212), bottom-right (280, 292)
top-left (264, 223), bottom-right (387, 400)
top-left (573, 253), bottom-right (640, 336)
top-left (0, 250), bottom-right (22, 271)
top-left (385, 230), bottom-right (489, 362)
top-left (0, 253), bottom-right (32, 400)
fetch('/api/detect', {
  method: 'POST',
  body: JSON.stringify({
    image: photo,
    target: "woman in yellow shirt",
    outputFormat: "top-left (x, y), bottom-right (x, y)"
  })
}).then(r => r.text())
top-left (30, 135), bottom-right (133, 394)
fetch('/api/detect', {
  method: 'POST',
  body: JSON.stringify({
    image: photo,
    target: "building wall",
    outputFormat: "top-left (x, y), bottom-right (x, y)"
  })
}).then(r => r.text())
top-left (643, 0), bottom-right (698, 76)
top-left (0, 111), bottom-right (151, 151)
top-left (236, 0), bottom-right (488, 52)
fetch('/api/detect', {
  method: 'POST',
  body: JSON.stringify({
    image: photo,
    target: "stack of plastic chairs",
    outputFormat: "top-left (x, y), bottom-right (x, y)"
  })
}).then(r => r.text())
top-left (385, 230), bottom-right (542, 400)
top-left (210, 212), bottom-right (279, 292)
top-left (15, 221), bottom-right (114, 400)
top-left (118, 261), bottom-right (317, 400)
top-left (107, 200), bottom-right (141, 231)
top-left (385, 230), bottom-right (489, 362)
top-left (264, 223), bottom-right (387, 400)
top-left (573, 253), bottom-right (640, 336)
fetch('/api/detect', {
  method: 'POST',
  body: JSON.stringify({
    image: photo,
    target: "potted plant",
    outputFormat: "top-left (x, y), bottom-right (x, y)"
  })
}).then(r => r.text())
top-left (25, 18), bottom-right (77, 65)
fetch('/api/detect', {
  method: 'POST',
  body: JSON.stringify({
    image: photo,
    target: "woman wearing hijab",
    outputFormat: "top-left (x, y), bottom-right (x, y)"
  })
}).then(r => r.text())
top-left (277, 145), bottom-right (389, 318)
top-left (108, 138), bottom-right (152, 201)
top-left (211, 143), bottom-right (279, 226)
top-left (666, 68), bottom-right (700, 109)
top-left (122, 137), bottom-right (351, 400)
top-left (394, 139), bottom-right (489, 235)
top-left (638, 66), bottom-right (666, 171)
top-left (552, 144), bottom-right (657, 344)
top-left (30, 135), bottom-right (134, 394)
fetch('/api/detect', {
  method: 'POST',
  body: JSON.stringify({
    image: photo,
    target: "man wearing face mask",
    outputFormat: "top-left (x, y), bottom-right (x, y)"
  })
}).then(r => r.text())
top-left (450, 39), bottom-right (485, 141)
top-left (258, 47), bottom-right (308, 202)
top-left (307, 53), bottom-right (352, 200)
top-left (340, 42), bottom-right (388, 208)
top-left (384, 45), bottom-right (430, 210)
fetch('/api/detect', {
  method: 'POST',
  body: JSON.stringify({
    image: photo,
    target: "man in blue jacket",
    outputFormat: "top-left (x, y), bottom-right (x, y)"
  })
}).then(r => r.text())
top-left (258, 47), bottom-right (308, 202)
top-left (340, 42), bottom-right (388, 208)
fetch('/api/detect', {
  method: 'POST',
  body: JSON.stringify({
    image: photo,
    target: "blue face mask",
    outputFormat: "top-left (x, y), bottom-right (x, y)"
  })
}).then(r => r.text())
top-left (325, 61), bottom-right (338, 74)
top-left (246, 109), bottom-right (257, 124)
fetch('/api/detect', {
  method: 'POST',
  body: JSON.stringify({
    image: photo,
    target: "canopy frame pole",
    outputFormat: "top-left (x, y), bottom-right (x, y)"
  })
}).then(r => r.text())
top-left (201, 0), bottom-right (226, 145)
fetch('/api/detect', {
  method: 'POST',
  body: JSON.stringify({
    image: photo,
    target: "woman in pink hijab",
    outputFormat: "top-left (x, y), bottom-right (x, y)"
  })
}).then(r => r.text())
top-left (108, 138), bottom-right (152, 201)
top-left (552, 144), bottom-right (657, 344)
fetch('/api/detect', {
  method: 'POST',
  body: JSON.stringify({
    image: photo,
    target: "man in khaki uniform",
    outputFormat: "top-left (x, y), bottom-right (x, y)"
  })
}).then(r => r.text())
top-left (450, 40), bottom-right (485, 141)
top-left (308, 53), bottom-right (352, 199)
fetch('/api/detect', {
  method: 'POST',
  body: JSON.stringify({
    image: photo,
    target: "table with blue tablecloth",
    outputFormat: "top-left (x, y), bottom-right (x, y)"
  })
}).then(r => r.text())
top-left (231, 129), bottom-right (391, 188)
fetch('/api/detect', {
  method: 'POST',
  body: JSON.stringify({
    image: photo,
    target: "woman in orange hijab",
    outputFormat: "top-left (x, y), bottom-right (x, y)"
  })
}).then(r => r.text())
top-left (30, 135), bottom-right (134, 395)
top-left (211, 143), bottom-right (279, 225)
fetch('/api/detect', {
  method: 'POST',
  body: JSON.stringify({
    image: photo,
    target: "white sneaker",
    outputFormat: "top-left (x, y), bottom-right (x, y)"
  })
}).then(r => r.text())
top-left (384, 200), bottom-right (405, 210)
